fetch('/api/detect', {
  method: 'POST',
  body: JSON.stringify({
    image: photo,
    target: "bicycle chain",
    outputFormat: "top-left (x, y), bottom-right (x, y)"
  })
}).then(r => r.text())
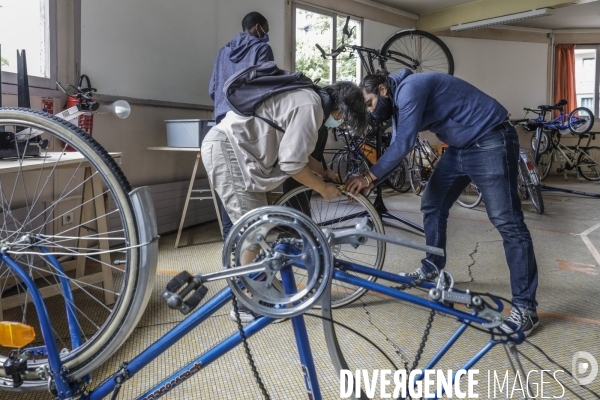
top-left (230, 235), bottom-right (301, 400)
top-left (392, 272), bottom-right (438, 399)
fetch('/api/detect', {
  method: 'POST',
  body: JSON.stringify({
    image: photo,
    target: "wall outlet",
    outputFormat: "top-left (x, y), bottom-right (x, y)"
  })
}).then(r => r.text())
top-left (63, 212), bottom-right (74, 225)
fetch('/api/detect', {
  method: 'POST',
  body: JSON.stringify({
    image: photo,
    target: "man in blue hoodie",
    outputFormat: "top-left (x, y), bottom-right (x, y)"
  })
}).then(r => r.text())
top-left (208, 11), bottom-right (274, 242)
top-left (210, 12), bottom-right (273, 124)
top-left (346, 70), bottom-right (540, 337)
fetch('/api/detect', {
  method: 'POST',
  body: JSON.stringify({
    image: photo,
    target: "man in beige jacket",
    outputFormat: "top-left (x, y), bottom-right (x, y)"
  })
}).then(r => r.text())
top-left (201, 81), bottom-right (366, 322)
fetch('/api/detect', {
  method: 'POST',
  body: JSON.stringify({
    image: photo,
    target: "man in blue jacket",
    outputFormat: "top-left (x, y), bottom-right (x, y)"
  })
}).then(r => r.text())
top-left (346, 70), bottom-right (539, 336)
top-left (208, 12), bottom-right (273, 243)
top-left (209, 12), bottom-right (273, 124)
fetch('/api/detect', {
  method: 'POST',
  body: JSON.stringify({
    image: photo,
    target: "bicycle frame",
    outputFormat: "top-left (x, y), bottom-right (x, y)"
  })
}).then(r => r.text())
top-left (336, 28), bottom-right (419, 75)
top-left (2, 214), bottom-right (524, 399)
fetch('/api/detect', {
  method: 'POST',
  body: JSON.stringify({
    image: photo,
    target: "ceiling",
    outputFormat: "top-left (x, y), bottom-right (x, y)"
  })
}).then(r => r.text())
top-left (370, 0), bottom-right (600, 30)
top-left (370, 0), bottom-right (477, 16)
top-left (507, 1), bottom-right (600, 29)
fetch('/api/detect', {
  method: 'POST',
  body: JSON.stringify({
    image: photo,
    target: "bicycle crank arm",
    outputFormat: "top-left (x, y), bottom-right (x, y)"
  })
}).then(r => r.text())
top-left (200, 260), bottom-right (270, 282)
top-left (327, 228), bottom-right (445, 257)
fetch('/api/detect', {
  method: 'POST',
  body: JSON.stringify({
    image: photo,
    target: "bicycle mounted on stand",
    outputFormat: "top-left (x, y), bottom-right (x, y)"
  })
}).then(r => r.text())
top-left (315, 16), bottom-right (454, 233)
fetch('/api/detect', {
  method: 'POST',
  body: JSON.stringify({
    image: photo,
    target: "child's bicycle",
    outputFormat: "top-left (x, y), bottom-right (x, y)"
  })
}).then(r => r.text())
top-left (524, 99), bottom-right (594, 155)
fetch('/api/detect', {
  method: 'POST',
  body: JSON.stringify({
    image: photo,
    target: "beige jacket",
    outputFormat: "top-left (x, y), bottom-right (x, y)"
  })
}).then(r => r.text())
top-left (214, 88), bottom-right (323, 192)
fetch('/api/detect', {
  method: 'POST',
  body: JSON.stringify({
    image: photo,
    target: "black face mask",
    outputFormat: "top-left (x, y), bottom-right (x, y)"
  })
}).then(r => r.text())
top-left (370, 95), bottom-right (393, 122)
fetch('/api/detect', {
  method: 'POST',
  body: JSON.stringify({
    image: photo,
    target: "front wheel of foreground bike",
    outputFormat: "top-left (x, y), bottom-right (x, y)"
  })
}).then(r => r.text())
top-left (0, 108), bottom-right (155, 390)
top-left (274, 186), bottom-right (385, 308)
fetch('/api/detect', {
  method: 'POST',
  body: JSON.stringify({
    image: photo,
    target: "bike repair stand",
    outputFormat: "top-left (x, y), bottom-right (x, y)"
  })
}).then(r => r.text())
top-left (530, 113), bottom-right (600, 199)
top-left (372, 122), bottom-right (425, 233)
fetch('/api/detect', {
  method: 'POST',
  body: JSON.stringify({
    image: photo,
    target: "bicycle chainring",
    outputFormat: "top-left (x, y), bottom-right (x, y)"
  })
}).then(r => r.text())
top-left (222, 206), bottom-right (333, 319)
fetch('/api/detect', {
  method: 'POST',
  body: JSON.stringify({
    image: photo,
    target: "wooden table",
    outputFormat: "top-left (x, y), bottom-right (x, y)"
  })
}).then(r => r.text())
top-left (0, 151), bottom-right (121, 319)
top-left (147, 147), bottom-right (222, 248)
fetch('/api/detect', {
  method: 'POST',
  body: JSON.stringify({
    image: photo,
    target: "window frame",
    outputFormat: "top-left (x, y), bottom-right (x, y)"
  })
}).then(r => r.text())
top-left (292, 2), bottom-right (363, 84)
top-left (573, 44), bottom-right (600, 122)
top-left (0, 0), bottom-right (58, 91)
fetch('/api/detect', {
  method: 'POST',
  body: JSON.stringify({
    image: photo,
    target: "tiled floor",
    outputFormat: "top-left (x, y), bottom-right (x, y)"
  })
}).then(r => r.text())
top-left (4, 176), bottom-right (600, 399)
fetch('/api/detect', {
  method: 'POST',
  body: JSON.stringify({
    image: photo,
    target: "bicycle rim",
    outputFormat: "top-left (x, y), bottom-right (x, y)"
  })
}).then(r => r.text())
top-left (538, 151), bottom-right (553, 181)
top-left (336, 152), bottom-right (369, 184)
top-left (385, 158), bottom-right (410, 193)
top-left (457, 182), bottom-right (482, 208)
top-left (569, 108), bottom-right (594, 134)
top-left (409, 152), bottom-right (423, 195)
top-left (577, 146), bottom-right (600, 181)
top-left (0, 109), bottom-right (152, 389)
top-left (379, 30), bottom-right (454, 75)
top-left (274, 186), bottom-right (385, 308)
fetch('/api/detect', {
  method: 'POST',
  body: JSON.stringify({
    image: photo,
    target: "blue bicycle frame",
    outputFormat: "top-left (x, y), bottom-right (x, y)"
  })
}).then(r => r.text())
top-left (2, 246), bottom-right (523, 399)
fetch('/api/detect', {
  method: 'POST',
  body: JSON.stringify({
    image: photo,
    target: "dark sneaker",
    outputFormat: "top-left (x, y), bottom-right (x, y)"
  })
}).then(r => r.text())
top-left (400, 267), bottom-right (438, 283)
top-left (500, 308), bottom-right (540, 337)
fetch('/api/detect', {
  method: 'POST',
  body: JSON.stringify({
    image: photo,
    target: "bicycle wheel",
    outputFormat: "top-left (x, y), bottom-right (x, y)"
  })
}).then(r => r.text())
top-left (0, 108), bottom-right (155, 389)
top-left (328, 149), bottom-right (345, 181)
top-left (577, 146), bottom-right (600, 181)
top-left (379, 30), bottom-right (454, 75)
top-left (569, 107), bottom-right (594, 135)
top-left (336, 151), bottom-right (369, 183)
top-left (538, 151), bottom-right (553, 181)
top-left (530, 130), bottom-right (550, 154)
top-left (456, 181), bottom-right (482, 208)
top-left (408, 149), bottom-right (425, 195)
top-left (517, 163), bottom-right (529, 200)
top-left (520, 159), bottom-right (544, 214)
top-left (385, 157), bottom-right (410, 193)
top-left (274, 186), bottom-right (385, 308)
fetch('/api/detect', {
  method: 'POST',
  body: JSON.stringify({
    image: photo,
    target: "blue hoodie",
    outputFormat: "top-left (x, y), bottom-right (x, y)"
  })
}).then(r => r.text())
top-left (209, 32), bottom-right (274, 122)
top-left (369, 70), bottom-right (508, 182)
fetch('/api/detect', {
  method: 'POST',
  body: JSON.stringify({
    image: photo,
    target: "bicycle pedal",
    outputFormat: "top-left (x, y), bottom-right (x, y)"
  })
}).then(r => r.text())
top-left (161, 271), bottom-right (208, 315)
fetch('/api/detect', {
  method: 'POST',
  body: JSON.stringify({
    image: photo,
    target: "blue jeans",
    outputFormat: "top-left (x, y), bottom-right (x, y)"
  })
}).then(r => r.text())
top-left (420, 128), bottom-right (538, 311)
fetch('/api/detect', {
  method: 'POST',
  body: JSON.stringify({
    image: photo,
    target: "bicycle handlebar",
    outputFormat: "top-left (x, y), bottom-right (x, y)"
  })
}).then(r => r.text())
top-left (315, 44), bottom-right (327, 59)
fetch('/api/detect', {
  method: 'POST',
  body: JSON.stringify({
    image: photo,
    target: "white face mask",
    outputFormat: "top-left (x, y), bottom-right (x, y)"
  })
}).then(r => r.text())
top-left (324, 114), bottom-right (344, 128)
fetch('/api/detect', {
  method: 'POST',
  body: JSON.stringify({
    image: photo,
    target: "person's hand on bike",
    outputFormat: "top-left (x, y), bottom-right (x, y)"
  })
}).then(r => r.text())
top-left (318, 182), bottom-right (342, 199)
top-left (345, 173), bottom-right (375, 196)
top-left (321, 169), bottom-right (340, 183)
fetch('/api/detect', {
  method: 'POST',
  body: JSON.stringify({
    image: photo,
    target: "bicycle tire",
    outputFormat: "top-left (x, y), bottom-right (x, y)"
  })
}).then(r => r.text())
top-left (328, 149), bottom-right (346, 181)
top-left (569, 107), bottom-right (594, 135)
top-left (530, 130), bottom-right (550, 155)
top-left (577, 146), bottom-right (600, 181)
top-left (0, 108), bottom-right (154, 388)
top-left (409, 149), bottom-right (424, 195)
top-left (378, 30), bottom-right (454, 75)
top-left (521, 159), bottom-right (544, 214)
top-left (538, 151), bottom-right (553, 181)
top-left (274, 186), bottom-right (385, 308)
top-left (517, 162), bottom-right (529, 200)
top-left (385, 157), bottom-right (410, 193)
top-left (336, 151), bottom-right (370, 183)
top-left (456, 181), bottom-right (482, 208)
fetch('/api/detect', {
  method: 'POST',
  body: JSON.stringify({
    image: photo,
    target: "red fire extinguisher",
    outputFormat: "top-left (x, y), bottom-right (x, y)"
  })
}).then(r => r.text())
top-left (67, 75), bottom-right (94, 136)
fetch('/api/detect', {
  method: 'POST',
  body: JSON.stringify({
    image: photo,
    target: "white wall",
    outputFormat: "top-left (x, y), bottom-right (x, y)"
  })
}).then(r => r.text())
top-left (81, 0), bottom-right (284, 106)
top-left (362, 19), bottom-right (404, 53)
top-left (442, 37), bottom-right (548, 120)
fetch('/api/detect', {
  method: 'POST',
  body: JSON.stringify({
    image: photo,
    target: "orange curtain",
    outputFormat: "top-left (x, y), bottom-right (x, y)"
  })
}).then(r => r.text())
top-left (554, 44), bottom-right (577, 114)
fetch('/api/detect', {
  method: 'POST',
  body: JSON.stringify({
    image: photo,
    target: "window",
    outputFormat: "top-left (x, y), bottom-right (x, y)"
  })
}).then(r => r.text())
top-left (293, 5), bottom-right (362, 86)
top-left (0, 0), bottom-right (57, 89)
top-left (574, 47), bottom-right (598, 117)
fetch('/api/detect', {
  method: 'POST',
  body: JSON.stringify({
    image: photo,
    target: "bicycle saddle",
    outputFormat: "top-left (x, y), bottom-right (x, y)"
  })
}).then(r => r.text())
top-left (539, 99), bottom-right (568, 110)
